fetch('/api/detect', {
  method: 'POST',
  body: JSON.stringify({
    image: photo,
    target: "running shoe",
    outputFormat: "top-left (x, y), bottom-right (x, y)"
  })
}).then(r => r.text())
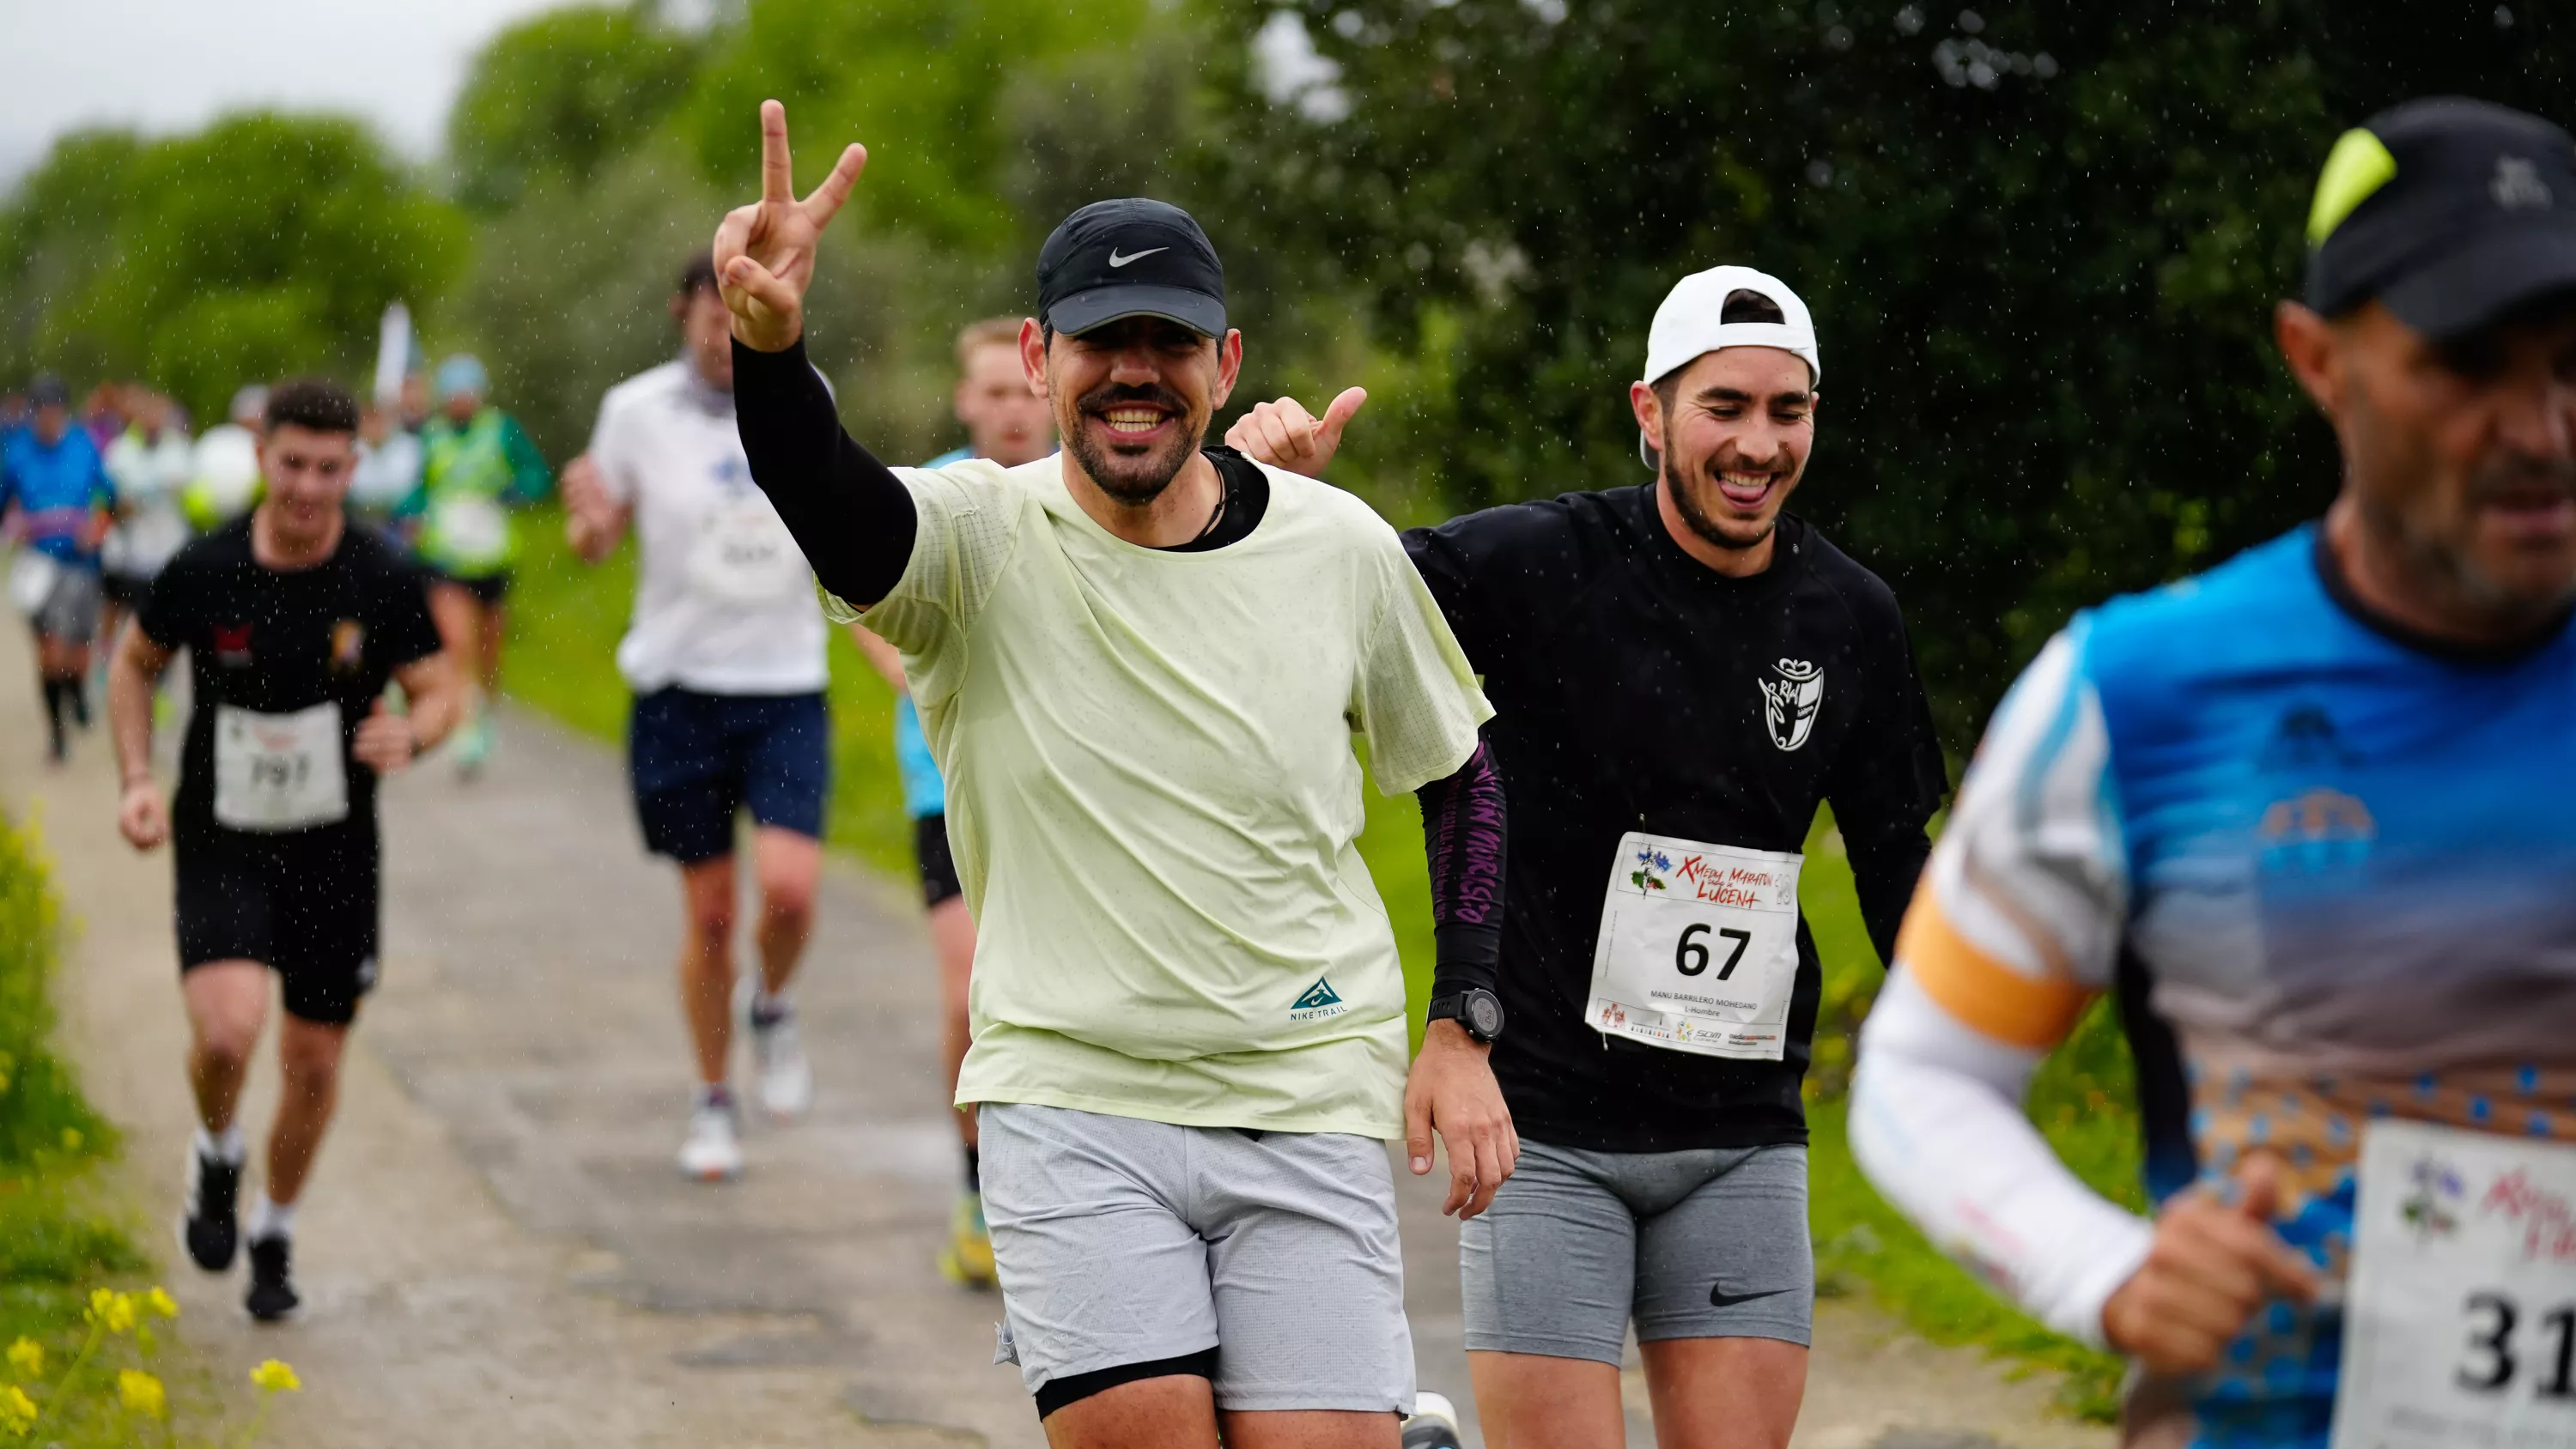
top-left (750, 1002), bottom-right (814, 1121)
top-left (452, 714), bottom-right (493, 779)
top-left (244, 1236), bottom-right (299, 1322)
top-left (937, 1191), bottom-right (997, 1289)
top-left (179, 1142), bottom-right (242, 1273)
top-left (1401, 1391), bottom-right (1465, 1449)
top-left (677, 1090), bottom-right (744, 1182)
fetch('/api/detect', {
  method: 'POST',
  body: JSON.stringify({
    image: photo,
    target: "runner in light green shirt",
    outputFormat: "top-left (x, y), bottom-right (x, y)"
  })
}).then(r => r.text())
top-left (722, 103), bottom-right (1518, 1432)
top-left (404, 354), bottom-right (550, 774)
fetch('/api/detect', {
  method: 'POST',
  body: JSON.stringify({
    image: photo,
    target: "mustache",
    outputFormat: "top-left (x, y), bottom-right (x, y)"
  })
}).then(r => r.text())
top-left (2469, 453), bottom-right (2576, 505)
top-left (1077, 382), bottom-right (1188, 416)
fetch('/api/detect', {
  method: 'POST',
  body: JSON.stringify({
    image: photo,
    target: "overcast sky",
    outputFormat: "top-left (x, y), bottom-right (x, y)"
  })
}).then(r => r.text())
top-left (0, 0), bottom-right (574, 185)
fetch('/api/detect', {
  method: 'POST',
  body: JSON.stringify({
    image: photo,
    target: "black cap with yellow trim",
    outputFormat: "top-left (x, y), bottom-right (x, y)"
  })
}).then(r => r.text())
top-left (2306, 97), bottom-right (2576, 340)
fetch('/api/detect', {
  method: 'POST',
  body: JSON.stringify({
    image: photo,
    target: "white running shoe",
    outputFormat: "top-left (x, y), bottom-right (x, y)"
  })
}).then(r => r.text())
top-left (1401, 1391), bottom-right (1464, 1449)
top-left (677, 1092), bottom-right (744, 1182)
top-left (750, 1004), bottom-right (814, 1121)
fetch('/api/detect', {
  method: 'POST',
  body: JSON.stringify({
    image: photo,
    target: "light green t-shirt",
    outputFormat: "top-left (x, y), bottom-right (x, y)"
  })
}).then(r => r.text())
top-left (829, 454), bottom-right (1491, 1138)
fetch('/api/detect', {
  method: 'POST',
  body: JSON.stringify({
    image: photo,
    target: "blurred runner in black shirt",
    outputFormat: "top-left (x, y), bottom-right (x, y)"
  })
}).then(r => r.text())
top-left (1232, 266), bottom-right (1945, 1449)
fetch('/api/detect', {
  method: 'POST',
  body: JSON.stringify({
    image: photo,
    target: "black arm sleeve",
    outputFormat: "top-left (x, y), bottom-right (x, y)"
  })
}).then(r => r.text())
top-left (1417, 740), bottom-right (1507, 1003)
top-left (1828, 604), bottom-right (1948, 967)
top-left (731, 336), bottom-right (917, 609)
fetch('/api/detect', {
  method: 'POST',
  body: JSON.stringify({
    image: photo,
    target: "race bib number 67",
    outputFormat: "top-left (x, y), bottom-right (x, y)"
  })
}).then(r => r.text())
top-left (1583, 831), bottom-right (1802, 1061)
top-left (2332, 1119), bottom-right (2576, 1449)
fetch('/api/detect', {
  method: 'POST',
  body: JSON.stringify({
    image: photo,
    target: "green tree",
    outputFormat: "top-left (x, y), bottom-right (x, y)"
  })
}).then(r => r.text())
top-left (0, 112), bottom-right (466, 424)
top-left (1205, 1), bottom-right (2576, 744)
top-left (673, 0), bottom-right (1157, 253)
top-left (447, 3), bottom-right (704, 215)
top-left (0, 130), bottom-right (144, 388)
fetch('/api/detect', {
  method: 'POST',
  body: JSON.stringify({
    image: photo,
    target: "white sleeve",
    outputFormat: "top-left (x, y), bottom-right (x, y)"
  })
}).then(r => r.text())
top-left (1850, 967), bottom-right (2155, 1346)
top-left (841, 460), bottom-right (1024, 701)
top-left (1350, 509), bottom-right (1492, 794)
top-left (587, 395), bottom-right (637, 506)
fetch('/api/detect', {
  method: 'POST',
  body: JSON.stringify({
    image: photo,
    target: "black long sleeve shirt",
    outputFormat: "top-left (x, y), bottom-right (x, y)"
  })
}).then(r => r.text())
top-left (1406, 488), bottom-right (1947, 1151)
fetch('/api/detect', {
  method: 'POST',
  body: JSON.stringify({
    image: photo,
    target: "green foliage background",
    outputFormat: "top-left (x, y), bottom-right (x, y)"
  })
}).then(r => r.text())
top-left (4, 0), bottom-right (2569, 1413)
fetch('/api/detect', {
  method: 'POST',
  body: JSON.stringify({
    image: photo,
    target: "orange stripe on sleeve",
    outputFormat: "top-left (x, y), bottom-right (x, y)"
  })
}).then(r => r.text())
top-left (1893, 881), bottom-right (2094, 1051)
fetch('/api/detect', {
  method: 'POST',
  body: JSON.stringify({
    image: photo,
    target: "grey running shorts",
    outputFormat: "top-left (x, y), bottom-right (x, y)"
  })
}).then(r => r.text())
top-left (33, 564), bottom-right (102, 645)
top-left (978, 1102), bottom-right (1416, 1415)
top-left (1460, 1138), bottom-right (1813, 1364)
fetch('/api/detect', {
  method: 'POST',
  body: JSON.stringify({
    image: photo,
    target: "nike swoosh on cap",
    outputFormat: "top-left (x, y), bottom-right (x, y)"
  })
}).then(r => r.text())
top-left (1108, 247), bottom-right (1169, 268)
top-left (1709, 1283), bottom-right (1793, 1309)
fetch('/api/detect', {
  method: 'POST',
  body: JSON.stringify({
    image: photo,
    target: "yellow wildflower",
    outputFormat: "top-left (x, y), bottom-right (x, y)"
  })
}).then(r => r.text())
top-left (118, 1370), bottom-right (165, 1419)
top-left (2, 1339), bottom-right (38, 1378)
top-left (249, 1359), bottom-right (301, 1393)
top-left (0, 1385), bottom-right (33, 1434)
top-left (58, 1127), bottom-right (80, 1153)
top-left (146, 1287), bottom-right (179, 1320)
top-left (86, 1289), bottom-right (136, 1336)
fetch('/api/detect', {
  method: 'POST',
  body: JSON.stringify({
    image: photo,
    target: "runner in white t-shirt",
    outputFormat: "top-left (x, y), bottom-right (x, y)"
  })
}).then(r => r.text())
top-left (562, 251), bottom-right (847, 1181)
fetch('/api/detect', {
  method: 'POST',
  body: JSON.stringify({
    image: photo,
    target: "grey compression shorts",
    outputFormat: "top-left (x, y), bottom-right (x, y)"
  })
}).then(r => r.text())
top-left (978, 1102), bottom-right (1415, 1415)
top-left (1461, 1139), bottom-right (1813, 1363)
top-left (32, 564), bottom-right (102, 645)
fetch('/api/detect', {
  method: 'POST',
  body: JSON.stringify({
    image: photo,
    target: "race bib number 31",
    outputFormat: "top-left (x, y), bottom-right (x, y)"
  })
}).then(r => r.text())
top-left (1584, 831), bottom-right (1802, 1061)
top-left (2332, 1119), bottom-right (2576, 1449)
top-left (213, 702), bottom-right (349, 832)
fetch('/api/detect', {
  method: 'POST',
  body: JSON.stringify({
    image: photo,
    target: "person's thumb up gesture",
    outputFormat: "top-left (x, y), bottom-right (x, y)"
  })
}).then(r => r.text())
top-left (1225, 387), bottom-right (1369, 478)
top-left (2102, 1152), bottom-right (2322, 1375)
top-left (714, 100), bottom-right (868, 353)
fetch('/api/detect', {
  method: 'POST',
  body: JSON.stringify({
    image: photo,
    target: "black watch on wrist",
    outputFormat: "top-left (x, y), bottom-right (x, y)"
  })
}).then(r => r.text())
top-left (1426, 986), bottom-right (1505, 1045)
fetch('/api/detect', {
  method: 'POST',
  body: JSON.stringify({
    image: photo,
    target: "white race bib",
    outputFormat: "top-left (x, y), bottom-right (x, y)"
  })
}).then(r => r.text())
top-left (213, 701), bottom-right (348, 831)
top-left (687, 500), bottom-right (807, 604)
top-left (2332, 1119), bottom-right (2576, 1449)
top-left (1584, 831), bottom-right (1802, 1060)
top-left (428, 494), bottom-right (509, 566)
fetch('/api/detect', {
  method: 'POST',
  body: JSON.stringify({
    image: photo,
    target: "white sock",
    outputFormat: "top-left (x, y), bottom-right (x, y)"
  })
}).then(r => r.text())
top-left (245, 1194), bottom-right (296, 1243)
top-left (194, 1125), bottom-right (246, 1165)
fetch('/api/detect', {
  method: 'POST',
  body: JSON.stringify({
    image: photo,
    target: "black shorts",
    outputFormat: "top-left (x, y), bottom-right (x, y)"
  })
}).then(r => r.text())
top-left (100, 571), bottom-right (154, 611)
top-left (432, 569), bottom-right (512, 607)
top-left (629, 688), bottom-right (829, 864)
top-left (914, 813), bottom-right (963, 907)
top-left (174, 827), bottom-right (380, 1026)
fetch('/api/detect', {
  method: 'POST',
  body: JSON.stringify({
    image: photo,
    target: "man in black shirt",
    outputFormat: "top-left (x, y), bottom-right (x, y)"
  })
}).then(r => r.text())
top-left (107, 378), bottom-right (460, 1323)
top-left (1233, 267), bottom-right (1946, 1449)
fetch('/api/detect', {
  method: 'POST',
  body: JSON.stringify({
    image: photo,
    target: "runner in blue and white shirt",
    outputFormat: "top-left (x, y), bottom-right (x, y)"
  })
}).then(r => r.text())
top-left (848, 314), bottom-right (1053, 1288)
top-left (3, 373), bottom-right (116, 763)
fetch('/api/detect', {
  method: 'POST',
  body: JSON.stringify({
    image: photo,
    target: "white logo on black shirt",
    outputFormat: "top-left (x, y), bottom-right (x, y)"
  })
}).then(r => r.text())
top-left (2494, 156), bottom-right (2553, 211)
top-left (1758, 658), bottom-right (1823, 752)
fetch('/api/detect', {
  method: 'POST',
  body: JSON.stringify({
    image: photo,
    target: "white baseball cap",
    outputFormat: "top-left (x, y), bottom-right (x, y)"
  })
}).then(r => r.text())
top-left (1637, 265), bottom-right (1820, 467)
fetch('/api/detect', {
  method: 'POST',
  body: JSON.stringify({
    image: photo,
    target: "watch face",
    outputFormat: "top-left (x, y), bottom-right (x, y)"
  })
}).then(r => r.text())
top-left (1467, 991), bottom-right (1503, 1039)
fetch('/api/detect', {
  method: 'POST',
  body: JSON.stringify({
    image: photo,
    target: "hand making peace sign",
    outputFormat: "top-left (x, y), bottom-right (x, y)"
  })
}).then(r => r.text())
top-left (712, 100), bottom-right (868, 354)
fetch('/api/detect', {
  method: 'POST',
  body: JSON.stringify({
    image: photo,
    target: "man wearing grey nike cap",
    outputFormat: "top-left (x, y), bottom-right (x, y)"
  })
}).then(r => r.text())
top-left (717, 100), bottom-right (1516, 1447)
top-left (1235, 265), bottom-right (1945, 1449)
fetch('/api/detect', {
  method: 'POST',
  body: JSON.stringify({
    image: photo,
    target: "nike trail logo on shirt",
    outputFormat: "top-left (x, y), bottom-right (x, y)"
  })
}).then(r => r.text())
top-left (1108, 247), bottom-right (1168, 268)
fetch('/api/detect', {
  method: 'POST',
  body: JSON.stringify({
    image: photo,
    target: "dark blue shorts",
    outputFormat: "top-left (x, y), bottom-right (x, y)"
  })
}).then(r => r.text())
top-left (628, 688), bottom-right (829, 864)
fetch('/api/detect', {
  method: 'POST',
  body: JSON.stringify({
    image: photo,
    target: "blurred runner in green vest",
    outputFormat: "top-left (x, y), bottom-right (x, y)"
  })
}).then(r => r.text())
top-left (406, 353), bottom-right (551, 776)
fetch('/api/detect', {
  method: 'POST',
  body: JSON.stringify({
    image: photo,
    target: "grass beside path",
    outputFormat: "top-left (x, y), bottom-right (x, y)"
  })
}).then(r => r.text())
top-left (0, 808), bottom-right (266, 1443)
top-left (502, 503), bottom-right (2139, 1419)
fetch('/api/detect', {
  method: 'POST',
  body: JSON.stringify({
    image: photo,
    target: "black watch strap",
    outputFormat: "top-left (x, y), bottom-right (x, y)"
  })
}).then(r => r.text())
top-left (1427, 987), bottom-right (1504, 1044)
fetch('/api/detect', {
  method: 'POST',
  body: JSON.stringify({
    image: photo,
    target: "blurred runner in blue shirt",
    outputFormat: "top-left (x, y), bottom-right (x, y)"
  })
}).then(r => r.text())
top-left (2, 373), bottom-right (116, 762)
top-left (848, 315), bottom-right (1052, 1289)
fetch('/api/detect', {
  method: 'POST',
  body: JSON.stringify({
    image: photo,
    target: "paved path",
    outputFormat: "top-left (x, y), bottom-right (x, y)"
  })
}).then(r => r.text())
top-left (0, 621), bottom-right (2108, 1449)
